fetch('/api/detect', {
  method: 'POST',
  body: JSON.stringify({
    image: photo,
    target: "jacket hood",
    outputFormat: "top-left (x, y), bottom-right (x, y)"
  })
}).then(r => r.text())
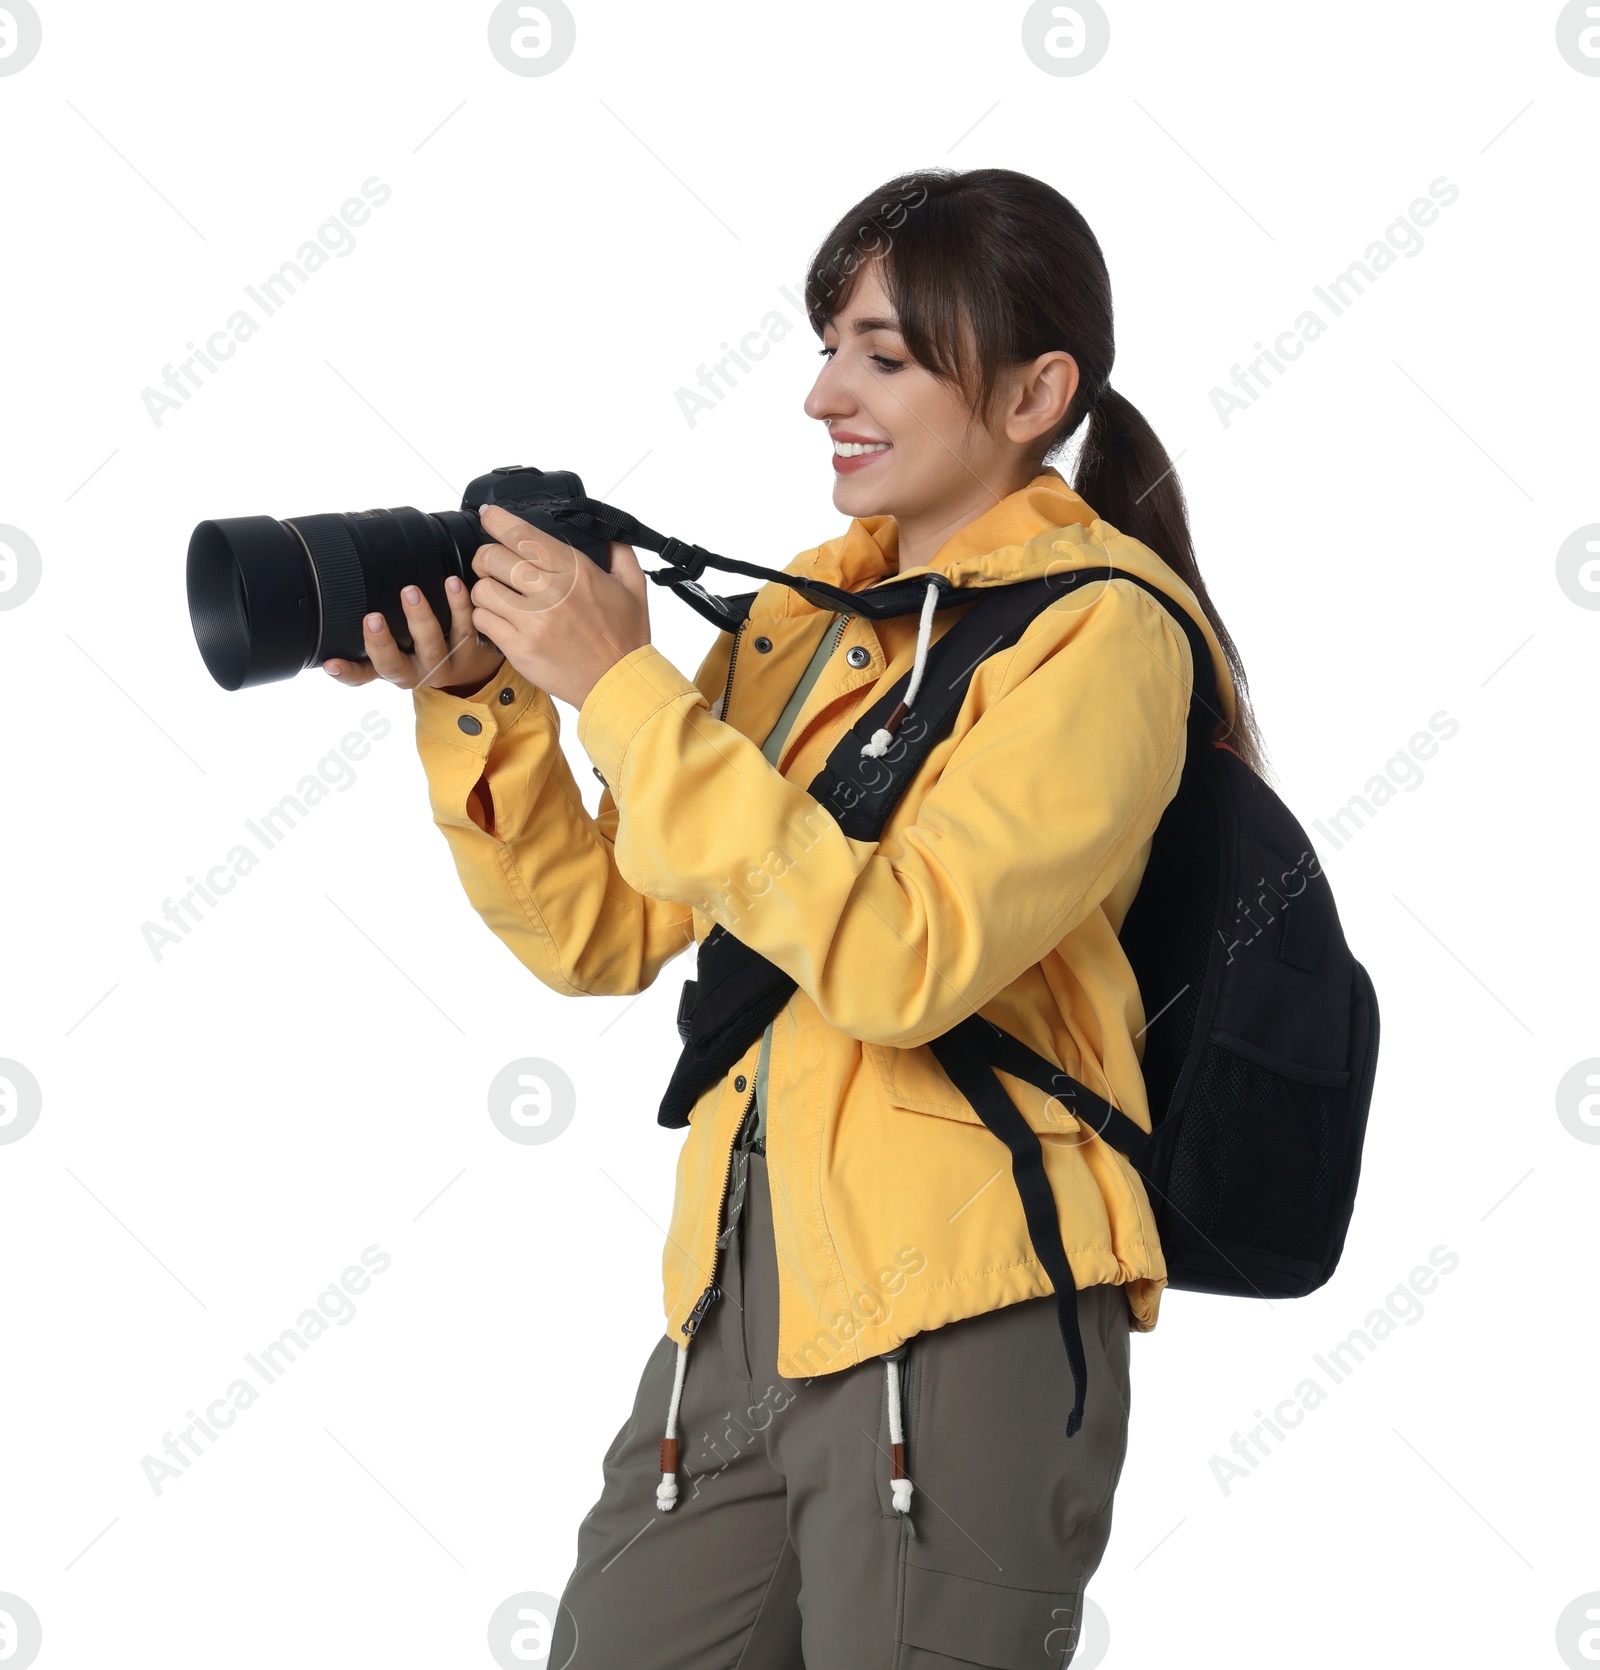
top-left (782, 466), bottom-right (1239, 737)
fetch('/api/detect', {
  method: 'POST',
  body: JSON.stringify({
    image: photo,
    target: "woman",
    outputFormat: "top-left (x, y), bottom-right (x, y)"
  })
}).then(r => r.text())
top-left (325, 167), bottom-right (1264, 1668)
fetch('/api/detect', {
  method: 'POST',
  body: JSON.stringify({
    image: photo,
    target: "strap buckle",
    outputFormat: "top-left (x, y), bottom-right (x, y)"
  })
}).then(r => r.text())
top-left (675, 979), bottom-right (698, 1044)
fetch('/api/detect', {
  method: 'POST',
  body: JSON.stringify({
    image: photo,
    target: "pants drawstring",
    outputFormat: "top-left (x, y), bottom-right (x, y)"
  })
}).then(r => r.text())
top-left (658, 1122), bottom-right (916, 1522)
top-left (661, 1336), bottom-right (914, 1518)
top-left (657, 1340), bottom-right (691, 1511)
top-left (660, 1114), bottom-right (754, 1513)
top-left (885, 1354), bottom-right (913, 1515)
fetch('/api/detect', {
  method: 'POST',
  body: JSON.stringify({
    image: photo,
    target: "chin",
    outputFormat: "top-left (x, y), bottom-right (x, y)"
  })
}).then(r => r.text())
top-left (833, 476), bottom-right (892, 519)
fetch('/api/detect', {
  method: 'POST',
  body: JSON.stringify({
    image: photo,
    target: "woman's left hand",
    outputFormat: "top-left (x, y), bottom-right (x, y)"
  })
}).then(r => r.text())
top-left (469, 502), bottom-right (651, 709)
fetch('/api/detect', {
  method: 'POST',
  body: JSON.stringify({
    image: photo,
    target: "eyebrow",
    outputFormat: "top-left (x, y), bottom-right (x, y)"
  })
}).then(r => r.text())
top-left (848, 315), bottom-right (902, 334)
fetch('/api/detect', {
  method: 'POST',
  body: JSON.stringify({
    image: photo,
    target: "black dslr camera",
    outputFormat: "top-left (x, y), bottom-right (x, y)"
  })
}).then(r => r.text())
top-left (186, 466), bottom-right (613, 690)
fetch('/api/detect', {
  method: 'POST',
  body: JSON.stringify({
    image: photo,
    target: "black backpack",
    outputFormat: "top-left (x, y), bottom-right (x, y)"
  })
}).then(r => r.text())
top-left (527, 489), bottom-right (1382, 1438)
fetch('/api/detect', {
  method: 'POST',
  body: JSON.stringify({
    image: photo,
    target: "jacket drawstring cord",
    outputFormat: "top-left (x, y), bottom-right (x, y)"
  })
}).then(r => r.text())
top-left (861, 579), bottom-right (941, 758)
top-left (885, 1355), bottom-right (914, 1515)
top-left (657, 1340), bottom-right (691, 1511)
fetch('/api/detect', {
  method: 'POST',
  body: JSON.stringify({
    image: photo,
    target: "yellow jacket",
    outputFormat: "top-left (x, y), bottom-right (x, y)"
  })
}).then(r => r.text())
top-left (411, 469), bottom-right (1237, 1377)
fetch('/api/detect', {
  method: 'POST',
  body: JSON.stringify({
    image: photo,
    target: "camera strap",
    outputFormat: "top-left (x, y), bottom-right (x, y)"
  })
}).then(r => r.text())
top-left (551, 494), bottom-right (973, 627)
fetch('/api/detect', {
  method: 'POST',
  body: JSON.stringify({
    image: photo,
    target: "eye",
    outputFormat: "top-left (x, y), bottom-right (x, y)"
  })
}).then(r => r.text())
top-left (816, 346), bottom-right (905, 372)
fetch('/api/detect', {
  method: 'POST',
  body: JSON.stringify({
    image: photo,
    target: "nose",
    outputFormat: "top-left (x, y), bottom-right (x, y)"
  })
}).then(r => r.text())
top-left (803, 353), bottom-right (852, 424)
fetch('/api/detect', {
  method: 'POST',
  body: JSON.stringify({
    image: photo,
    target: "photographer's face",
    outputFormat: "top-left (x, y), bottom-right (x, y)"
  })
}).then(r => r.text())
top-left (803, 258), bottom-right (1015, 540)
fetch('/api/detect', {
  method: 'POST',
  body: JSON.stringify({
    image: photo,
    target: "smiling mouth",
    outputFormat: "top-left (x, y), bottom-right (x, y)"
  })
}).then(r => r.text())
top-left (831, 437), bottom-right (892, 474)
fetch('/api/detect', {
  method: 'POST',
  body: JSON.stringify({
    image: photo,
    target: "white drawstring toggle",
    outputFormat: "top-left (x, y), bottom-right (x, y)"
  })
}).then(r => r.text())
top-left (861, 580), bottom-right (941, 758)
top-left (885, 1355), bottom-right (914, 1515)
top-left (656, 1340), bottom-right (691, 1510)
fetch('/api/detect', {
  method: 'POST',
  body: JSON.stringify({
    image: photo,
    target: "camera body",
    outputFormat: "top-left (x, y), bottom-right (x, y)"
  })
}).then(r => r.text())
top-left (462, 465), bottom-right (613, 570)
top-left (187, 465), bottom-right (611, 690)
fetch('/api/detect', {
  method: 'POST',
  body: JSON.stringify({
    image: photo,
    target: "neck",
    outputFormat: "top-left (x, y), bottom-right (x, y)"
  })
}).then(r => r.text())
top-left (891, 462), bottom-right (1039, 573)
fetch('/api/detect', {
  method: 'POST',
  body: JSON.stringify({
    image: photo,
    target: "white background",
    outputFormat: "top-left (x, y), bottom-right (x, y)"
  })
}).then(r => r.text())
top-left (2, 2), bottom-right (1597, 1666)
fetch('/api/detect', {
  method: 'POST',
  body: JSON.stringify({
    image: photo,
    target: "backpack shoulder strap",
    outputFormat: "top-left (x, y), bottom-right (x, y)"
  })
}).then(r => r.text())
top-left (661, 566), bottom-right (1212, 1139)
top-left (919, 569), bottom-right (1219, 1439)
top-left (968, 1016), bottom-right (1153, 1158)
top-left (660, 574), bottom-right (1064, 1127)
top-left (808, 569), bottom-right (1074, 839)
top-left (808, 565), bottom-right (1224, 837)
top-left (929, 1019), bottom-right (1093, 1435)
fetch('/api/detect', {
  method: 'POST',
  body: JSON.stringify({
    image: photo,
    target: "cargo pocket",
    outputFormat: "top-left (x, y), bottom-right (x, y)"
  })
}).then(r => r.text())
top-left (899, 1563), bottom-right (1085, 1667)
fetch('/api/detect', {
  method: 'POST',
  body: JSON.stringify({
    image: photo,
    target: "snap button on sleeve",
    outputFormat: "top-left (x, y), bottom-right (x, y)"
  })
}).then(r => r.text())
top-left (846, 645), bottom-right (871, 669)
top-left (457, 714), bottom-right (483, 735)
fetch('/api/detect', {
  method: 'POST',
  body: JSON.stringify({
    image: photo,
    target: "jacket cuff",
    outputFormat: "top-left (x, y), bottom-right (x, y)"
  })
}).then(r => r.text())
top-left (412, 661), bottom-right (550, 752)
top-left (577, 644), bottom-right (703, 789)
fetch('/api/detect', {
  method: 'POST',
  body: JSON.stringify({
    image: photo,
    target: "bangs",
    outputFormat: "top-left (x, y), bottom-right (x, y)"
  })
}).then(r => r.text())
top-left (804, 174), bottom-right (1015, 423)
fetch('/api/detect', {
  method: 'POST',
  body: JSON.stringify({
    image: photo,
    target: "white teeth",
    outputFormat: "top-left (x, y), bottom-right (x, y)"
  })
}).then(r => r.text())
top-left (833, 440), bottom-right (891, 457)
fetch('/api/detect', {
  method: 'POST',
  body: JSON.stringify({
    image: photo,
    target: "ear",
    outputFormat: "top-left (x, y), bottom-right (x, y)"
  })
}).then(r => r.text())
top-left (1004, 351), bottom-right (1079, 448)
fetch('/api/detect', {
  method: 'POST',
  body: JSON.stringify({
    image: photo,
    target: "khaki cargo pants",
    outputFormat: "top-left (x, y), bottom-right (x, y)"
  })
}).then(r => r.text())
top-left (548, 1147), bottom-right (1132, 1669)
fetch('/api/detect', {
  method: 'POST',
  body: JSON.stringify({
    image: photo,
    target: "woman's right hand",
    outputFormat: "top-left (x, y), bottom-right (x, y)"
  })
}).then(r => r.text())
top-left (321, 574), bottom-right (507, 695)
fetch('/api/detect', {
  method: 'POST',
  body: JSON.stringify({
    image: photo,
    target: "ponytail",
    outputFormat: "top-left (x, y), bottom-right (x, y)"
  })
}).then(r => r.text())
top-left (1073, 386), bottom-right (1268, 776)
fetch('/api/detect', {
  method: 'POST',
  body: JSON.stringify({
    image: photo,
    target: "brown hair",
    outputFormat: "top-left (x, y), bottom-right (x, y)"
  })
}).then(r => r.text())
top-left (804, 166), bottom-right (1268, 777)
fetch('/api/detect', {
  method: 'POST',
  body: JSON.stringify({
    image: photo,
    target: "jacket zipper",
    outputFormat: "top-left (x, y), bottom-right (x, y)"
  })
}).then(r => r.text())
top-left (681, 1280), bottom-right (721, 1339)
top-left (685, 618), bottom-right (842, 1337)
top-left (681, 621), bottom-right (755, 1337)
top-left (717, 620), bottom-right (746, 727)
top-left (680, 1084), bottom-right (758, 1339)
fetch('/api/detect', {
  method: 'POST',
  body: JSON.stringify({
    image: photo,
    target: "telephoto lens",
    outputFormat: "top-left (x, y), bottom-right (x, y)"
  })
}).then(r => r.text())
top-left (186, 467), bottom-right (612, 690)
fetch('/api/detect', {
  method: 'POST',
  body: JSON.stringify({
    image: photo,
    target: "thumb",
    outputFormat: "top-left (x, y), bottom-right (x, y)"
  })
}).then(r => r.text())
top-left (607, 541), bottom-right (648, 604)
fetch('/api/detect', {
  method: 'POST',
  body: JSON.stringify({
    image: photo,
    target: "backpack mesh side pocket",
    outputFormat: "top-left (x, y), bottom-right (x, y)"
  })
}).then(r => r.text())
top-left (1160, 1034), bottom-right (1349, 1296)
